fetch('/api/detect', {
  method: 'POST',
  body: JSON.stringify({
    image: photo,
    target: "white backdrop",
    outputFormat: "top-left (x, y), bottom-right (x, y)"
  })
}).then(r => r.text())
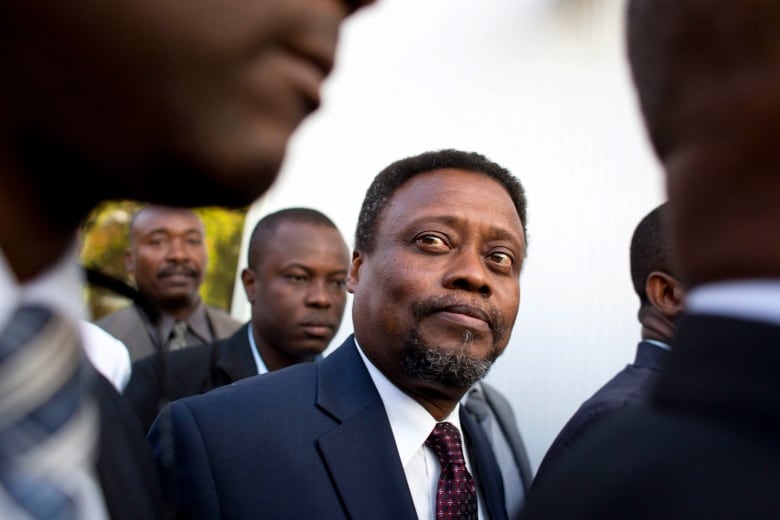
top-left (231, 0), bottom-right (664, 472)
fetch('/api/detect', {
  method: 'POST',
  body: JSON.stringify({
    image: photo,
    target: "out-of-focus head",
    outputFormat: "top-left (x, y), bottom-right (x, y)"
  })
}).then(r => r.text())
top-left (241, 208), bottom-right (350, 370)
top-left (125, 206), bottom-right (207, 316)
top-left (348, 149), bottom-right (527, 410)
top-left (627, 0), bottom-right (780, 286)
top-left (0, 0), bottom-right (376, 215)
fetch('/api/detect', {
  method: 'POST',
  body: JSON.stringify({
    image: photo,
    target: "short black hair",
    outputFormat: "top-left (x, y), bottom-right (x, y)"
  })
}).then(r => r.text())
top-left (630, 202), bottom-right (673, 308)
top-left (247, 207), bottom-right (338, 269)
top-left (354, 149), bottom-right (527, 253)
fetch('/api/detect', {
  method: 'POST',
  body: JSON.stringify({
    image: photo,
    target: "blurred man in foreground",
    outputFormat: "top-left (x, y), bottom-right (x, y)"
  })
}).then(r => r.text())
top-left (0, 0), bottom-right (375, 517)
top-left (520, 1), bottom-right (780, 518)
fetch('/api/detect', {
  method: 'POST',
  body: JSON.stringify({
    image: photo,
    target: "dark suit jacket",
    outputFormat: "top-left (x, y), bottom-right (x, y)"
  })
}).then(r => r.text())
top-left (92, 367), bottom-right (162, 520)
top-left (532, 340), bottom-right (669, 485)
top-left (97, 304), bottom-right (242, 362)
top-left (520, 314), bottom-right (780, 519)
top-left (149, 335), bottom-right (508, 520)
top-left (124, 323), bottom-right (256, 433)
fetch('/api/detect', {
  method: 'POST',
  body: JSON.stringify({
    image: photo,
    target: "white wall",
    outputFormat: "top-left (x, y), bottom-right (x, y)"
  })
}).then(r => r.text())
top-left (231, 0), bottom-right (665, 472)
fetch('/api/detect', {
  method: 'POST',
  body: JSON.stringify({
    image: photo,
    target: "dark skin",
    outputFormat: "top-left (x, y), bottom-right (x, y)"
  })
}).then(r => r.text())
top-left (348, 169), bottom-right (525, 420)
top-left (241, 221), bottom-right (350, 371)
top-left (0, 0), bottom-right (375, 285)
top-left (639, 271), bottom-right (685, 343)
top-left (125, 207), bottom-right (208, 320)
top-left (628, 0), bottom-right (780, 287)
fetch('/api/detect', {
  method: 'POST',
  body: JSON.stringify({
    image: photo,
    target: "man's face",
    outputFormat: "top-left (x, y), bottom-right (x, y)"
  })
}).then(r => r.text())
top-left (1, 0), bottom-right (374, 209)
top-left (348, 169), bottom-right (525, 395)
top-left (243, 221), bottom-right (350, 361)
top-left (126, 208), bottom-right (207, 311)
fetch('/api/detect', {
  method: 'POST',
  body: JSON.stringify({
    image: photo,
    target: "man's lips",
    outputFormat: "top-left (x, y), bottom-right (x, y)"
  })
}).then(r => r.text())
top-left (431, 305), bottom-right (492, 332)
top-left (158, 267), bottom-right (198, 278)
top-left (157, 269), bottom-right (198, 285)
top-left (301, 322), bottom-right (335, 338)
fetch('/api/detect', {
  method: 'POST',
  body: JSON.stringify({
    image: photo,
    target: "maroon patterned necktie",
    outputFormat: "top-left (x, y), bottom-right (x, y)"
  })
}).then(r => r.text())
top-left (425, 421), bottom-right (478, 520)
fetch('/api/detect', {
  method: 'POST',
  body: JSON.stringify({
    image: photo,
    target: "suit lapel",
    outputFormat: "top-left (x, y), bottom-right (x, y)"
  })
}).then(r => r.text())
top-left (213, 324), bottom-right (257, 383)
top-left (315, 337), bottom-right (417, 520)
top-left (461, 406), bottom-right (508, 520)
top-left (481, 382), bottom-right (534, 491)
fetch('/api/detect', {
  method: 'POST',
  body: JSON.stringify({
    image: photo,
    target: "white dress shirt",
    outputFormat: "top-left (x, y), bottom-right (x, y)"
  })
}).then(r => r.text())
top-left (247, 324), bottom-right (269, 375)
top-left (80, 320), bottom-right (133, 391)
top-left (354, 338), bottom-right (489, 520)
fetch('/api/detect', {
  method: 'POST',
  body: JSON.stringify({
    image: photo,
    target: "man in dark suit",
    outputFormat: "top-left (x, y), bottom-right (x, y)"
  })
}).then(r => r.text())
top-left (98, 205), bottom-right (242, 362)
top-left (520, 1), bottom-right (780, 518)
top-left (0, 0), bottom-right (374, 517)
top-left (464, 381), bottom-right (534, 518)
top-left (125, 207), bottom-right (351, 432)
top-left (532, 203), bottom-right (681, 484)
top-left (150, 149), bottom-right (529, 519)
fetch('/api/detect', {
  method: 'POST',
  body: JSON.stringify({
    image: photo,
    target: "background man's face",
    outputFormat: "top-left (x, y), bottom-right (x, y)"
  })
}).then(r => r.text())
top-left (127, 209), bottom-right (207, 310)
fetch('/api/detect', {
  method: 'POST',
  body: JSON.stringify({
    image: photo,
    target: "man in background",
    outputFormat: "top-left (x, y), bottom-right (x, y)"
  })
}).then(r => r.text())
top-left (0, 0), bottom-right (375, 517)
top-left (125, 207), bottom-right (351, 432)
top-left (532, 203), bottom-right (681, 484)
top-left (520, 1), bottom-right (780, 517)
top-left (98, 205), bottom-right (241, 361)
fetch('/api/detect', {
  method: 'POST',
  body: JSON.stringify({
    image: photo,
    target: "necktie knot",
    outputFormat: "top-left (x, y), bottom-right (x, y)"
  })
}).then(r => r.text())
top-left (426, 422), bottom-right (467, 466)
top-left (167, 320), bottom-right (189, 351)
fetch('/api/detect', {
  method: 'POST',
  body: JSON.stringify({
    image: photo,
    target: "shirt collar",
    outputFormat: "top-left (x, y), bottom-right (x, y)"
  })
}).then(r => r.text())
top-left (353, 337), bottom-right (462, 468)
top-left (247, 323), bottom-right (268, 375)
top-left (686, 279), bottom-right (780, 327)
top-left (158, 298), bottom-right (211, 342)
top-left (644, 339), bottom-right (671, 351)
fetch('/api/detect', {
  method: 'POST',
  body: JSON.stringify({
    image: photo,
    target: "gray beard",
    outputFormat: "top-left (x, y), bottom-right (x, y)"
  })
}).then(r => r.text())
top-left (401, 329), bottom-right (497, 388)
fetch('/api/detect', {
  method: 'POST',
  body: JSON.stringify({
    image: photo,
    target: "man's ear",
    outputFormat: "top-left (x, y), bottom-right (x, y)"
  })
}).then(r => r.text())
top-left (241, 267), bottom-right (256, 303)
top-left (346, 250), bottom-right (362, 294)
top-left (645, 271), bottom-right (684, 316)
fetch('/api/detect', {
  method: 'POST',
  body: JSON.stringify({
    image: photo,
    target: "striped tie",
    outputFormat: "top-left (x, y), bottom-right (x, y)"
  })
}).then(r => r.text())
top-left (0, 305), bottom-right (99, 519)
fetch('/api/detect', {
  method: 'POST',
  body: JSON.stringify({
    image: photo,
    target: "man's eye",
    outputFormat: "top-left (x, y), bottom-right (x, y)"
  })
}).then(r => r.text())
top-left (416, 234), bottom-right (447, 248)
top-left (489, 251), bottom-right (513, 268)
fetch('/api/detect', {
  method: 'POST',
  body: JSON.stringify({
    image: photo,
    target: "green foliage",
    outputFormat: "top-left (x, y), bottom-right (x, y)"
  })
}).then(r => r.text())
top-left (80, 200), bottom-right (246, 320)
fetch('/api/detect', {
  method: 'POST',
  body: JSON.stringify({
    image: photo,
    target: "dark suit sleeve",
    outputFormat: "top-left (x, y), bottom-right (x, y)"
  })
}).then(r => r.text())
top-left (123, 355), bottom-right (165, 434)
top-left (94, 372), bottom-right (163, 520)
top-left (148, 400), bottom-right (221, 519)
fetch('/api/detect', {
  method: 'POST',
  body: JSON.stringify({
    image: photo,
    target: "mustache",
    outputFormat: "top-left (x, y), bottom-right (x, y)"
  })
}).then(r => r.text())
top-left (157, 264), bottom-right (199, 278)
top-left (411, 295), bottom-right (506, 338)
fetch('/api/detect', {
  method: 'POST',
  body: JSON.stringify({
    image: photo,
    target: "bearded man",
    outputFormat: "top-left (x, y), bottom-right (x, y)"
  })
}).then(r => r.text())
top-left (150, 149), bottom-right (530, 520)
